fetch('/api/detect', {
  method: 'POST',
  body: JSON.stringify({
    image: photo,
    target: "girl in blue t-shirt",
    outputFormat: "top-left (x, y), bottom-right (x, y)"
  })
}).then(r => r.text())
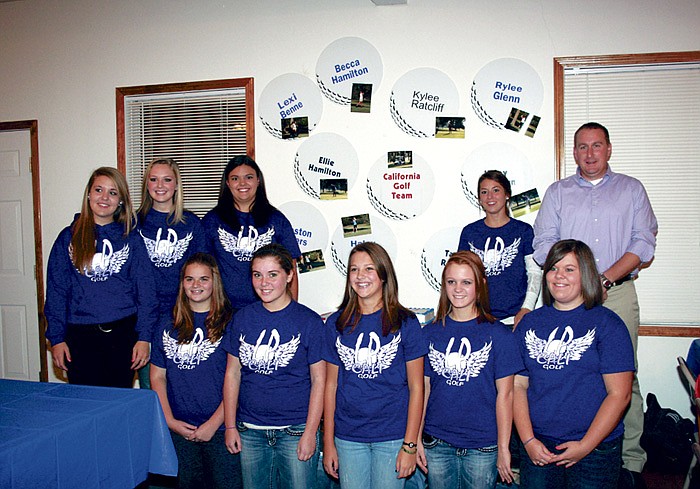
top-left (44, 167), bottom-right (157, 387)
top-left (135, 158), bottom-right (207, 388)
top-left (202, 156), bottom-right (301, 310)
top-left (223, 244), bottom-right (325, 489)
top-left (458, 170), bottom-right (541, 327)
top-left (323, 242), bottom-right (427, 489)
top-left (513, 240), bottom-right (635, 489)
top-left (150, 253), bottom-right (242, 489)
top-left (418, 251), bottom-right (521, 489)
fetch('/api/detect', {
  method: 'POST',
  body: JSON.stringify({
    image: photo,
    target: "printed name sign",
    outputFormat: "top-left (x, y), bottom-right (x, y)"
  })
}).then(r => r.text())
top-left (259, 73), bottom-right (323, 139)
top-left (390, 68), bottom-right (460, 137)
top-left (471, 58), bottom-right (543, 131)
top-left (316, 37), bottom-right (383, 105)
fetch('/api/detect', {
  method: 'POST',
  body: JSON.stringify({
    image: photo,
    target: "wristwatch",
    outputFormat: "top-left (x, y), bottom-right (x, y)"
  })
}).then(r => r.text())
top-left (600, 273), bottom-right (613, 290)
top-left (402, 441), bottom-right (417, 449)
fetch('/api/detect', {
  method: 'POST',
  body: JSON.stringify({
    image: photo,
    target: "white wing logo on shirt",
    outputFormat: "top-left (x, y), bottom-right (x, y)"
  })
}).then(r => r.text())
top-left (469, 237), bottom-right (520, 276)
top-left (525, 326), bottom-right (595, 370)
top-left (162, 327), bottom-right (221, 369)
top-left (238, 329), bottom-right (300, 374)
top-left (428, 337), bottom-right (492, 386)
top-left (69, 239), bottom-right (129, 282)
top-left (336, 332), bottom-right (400, 379)
top-left (140, 229), bottom-right (193, 267)
top-left (218, 225), bottom-right (275, 261)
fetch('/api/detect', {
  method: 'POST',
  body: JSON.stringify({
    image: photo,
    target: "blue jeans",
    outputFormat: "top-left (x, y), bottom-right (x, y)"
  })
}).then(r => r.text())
top-left (171, 430), bottom-right (242, 489)
top-left (334, 437), bottom-right (405, 489)
top-left (238, 422), bottom-right (319, 489)
top-left (423, 435), bottom-right (498, 489)
top-left (519, 435), bottom-right (622, 489)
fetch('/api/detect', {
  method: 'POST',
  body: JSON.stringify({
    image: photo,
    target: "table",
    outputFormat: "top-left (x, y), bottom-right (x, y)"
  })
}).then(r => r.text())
top-left (0, 379), bottom-right (178, 488)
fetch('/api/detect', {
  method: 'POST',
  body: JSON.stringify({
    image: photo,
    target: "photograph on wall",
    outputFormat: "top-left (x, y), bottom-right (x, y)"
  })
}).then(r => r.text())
top-left (510, 188), bottom-right (541, 217)
top-left (316, 36), bottom-right (383, 105)
top-left (435, 117), bottom-right (465, 138)
top-left (298, 249), bottom-right (326, 274)
top-left (341, 213), bottom-right (371, 238)
top-left (351, 83), bottom-right (372, 113)
top-left (320, 178), bottom-right (348, 200)
top-left (504, 107), bottom-right (529, 132)
top-left (525, 115), bottom-right (541, 138)
top-left (282, 116), bottom-right (309, 139)
top-left (258, 73), bottom-right (323, 139)
top-left (387, 151), bottom-right (412, 169)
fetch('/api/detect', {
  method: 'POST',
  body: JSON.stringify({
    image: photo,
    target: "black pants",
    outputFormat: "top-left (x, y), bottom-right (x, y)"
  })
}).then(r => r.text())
top-left (65, 315), bottom-right (138, 388)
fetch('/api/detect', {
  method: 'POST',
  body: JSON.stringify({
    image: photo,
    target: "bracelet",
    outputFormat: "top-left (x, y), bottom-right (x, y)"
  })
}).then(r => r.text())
top-left (523, 436), bottom-right (536, 446)
top-left (400, 446), bottom-right (417, 455)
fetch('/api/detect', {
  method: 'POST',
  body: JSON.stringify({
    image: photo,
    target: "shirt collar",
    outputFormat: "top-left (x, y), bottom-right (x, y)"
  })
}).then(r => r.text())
top-left (575, 165), bottom-right (613, 186)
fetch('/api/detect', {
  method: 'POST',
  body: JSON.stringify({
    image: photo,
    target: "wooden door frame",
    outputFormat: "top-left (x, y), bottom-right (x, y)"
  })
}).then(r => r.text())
top-left (0, 120), bottom-right (47, 381)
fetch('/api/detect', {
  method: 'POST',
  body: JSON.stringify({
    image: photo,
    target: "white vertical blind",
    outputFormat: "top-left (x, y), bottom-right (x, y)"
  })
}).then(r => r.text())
top-left (124, 88), bottom-right (248, 216)
top-left (563, 64), bottom-right (700, 324)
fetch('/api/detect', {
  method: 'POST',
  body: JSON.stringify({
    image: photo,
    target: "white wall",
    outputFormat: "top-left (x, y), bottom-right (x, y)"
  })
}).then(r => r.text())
top-left (1, 0), bottom-right (698, 413)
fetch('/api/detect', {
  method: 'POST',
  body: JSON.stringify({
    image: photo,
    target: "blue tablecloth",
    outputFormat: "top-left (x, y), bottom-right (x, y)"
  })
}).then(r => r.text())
top-left (0, 379), bottom-right (177, 488)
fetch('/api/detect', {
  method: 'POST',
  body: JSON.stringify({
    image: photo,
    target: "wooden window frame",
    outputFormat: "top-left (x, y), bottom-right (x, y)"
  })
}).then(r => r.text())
top-left (554, 51), bottom-right (700, 337)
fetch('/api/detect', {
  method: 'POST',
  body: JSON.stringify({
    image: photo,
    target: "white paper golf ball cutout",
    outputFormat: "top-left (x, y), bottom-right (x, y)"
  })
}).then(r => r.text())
top-left (259, 73), bottom-right (323, 139)
top-left (421, 227), bottom-right (462, 292)
top-left (471, 58), bottom-right (544, 130)
top-left (316, 37), bottom-right (383, 105)
top-left (294, 133), bottom-right (360, 199)
top-left (366, 153), bottom-right (435, 220)
top-left (390, 68), bottom-right (460, 138)
top-left (278, 201), bottom-right (329, 252)
top-left (329, 217), bottom-right (397, 276)
top-left (460, 143), bottom-right (534, 209)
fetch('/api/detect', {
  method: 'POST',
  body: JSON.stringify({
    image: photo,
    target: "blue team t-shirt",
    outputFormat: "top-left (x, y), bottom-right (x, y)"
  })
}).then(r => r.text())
top-left (515, 304), bottom-right (635, 443)
top-left (136, 209), bottom-right (207, 317)
top-left (458, 218), bottom-right (534, 319)
top-left (424, 316), bottom-right (522, 448)
top-left (44, 218), bottom-right (158, 345)
top-left (202, 209), bottom-right (301, 309)
top-left (150, 311), bottom-right (229, 428)
top-left (224, 300), bottom-right (324, 426)
top-left (323, 310), bottom-right (428, 443)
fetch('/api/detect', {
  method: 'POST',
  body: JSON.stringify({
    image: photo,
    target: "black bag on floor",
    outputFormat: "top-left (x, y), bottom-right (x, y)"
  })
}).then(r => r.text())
top-left (641, 392), bottom-right (695, 473)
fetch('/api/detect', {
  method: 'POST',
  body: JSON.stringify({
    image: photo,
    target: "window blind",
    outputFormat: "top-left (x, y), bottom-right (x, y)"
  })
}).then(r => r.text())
top-left (563, 64), bottom-right (700, 324)
top-left (124, 87), bottom-right (249, 216)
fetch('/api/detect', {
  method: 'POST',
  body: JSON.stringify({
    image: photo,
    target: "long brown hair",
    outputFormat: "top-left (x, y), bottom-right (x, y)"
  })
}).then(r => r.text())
top-left (172, 253), bottom-right (232, 343)
top-left (71, 167), bottom-right (134, 273)
top-left (435, 251), bottom-right (495, 325)
top-left (136, 158), bottom-right (186, 225)
top-left (336, 242), bottom-right (414, 337)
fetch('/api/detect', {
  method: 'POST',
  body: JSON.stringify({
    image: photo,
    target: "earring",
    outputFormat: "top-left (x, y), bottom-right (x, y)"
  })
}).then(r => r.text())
top-left (119, 201), bottom-right (123, 206)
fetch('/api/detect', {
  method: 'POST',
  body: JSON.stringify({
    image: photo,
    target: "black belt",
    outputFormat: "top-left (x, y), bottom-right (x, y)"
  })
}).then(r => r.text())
top-left (613, 275), bottom-right (633, 287)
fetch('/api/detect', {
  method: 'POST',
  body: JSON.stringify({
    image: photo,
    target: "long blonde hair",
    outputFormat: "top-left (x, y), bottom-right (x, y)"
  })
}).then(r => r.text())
top-left (136, 158), bottom-right (186, 225)
top-left (71, 167), bottom-right (134, 273)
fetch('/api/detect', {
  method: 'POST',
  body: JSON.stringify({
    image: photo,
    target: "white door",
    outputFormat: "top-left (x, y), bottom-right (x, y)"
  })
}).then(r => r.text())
top-left (0, 129), bottom-right (41, 380)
